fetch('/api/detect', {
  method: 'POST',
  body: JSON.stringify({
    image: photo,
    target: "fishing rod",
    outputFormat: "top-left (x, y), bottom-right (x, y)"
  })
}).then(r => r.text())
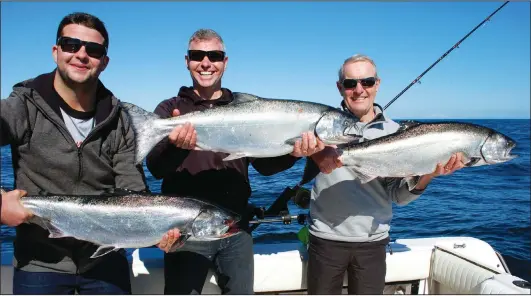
top-left (383, 1), bottom-right (510, 110)
top-left (249, 213), bottom-right (307, 225)
top-left (246, 159), bottom-right (318, 232)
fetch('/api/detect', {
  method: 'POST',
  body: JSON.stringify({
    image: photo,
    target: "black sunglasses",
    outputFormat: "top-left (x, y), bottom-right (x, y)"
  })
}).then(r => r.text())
top-left (342, 77), bottom-right (377, 89)
top-left (57, 36), bottom-right (107, 59)
top-left (187, 50), bottom-right (226, 62)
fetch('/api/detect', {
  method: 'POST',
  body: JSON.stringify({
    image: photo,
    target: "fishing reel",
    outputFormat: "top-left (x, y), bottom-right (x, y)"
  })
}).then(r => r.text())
top-left (246, 185), bottom-right (311, 233)
top-left (248, 210), bottom-right (307, 226)
top-left (290, 186), bottom-right (311, 209)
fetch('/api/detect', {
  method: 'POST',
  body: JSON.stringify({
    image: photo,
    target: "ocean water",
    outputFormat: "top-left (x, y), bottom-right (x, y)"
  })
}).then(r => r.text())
top-left (1, 119), bottom-right (529, 282)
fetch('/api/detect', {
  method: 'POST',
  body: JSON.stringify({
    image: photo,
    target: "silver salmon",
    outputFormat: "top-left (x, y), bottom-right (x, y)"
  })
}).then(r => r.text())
top-left (20, 191), bottom-right (241, 258)
top-left (338, 121), bottom-right (517, 190)
top-left (121, 92), bottom-right (362, 164)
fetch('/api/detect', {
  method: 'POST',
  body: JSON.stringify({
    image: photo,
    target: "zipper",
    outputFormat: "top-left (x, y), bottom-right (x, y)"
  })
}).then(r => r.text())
top-left (33, 101), bottom-right (85, 182)
top-left (77, 148), bottom-right (83, 181)
top-left (76, 103), bottom-right (119, 180)
top-left (24, 94), bottom-right (120, 184)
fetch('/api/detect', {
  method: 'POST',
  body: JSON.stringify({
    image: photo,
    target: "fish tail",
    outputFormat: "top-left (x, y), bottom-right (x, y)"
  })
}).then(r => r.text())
top-left (120, 102), bottom-right (165, 164)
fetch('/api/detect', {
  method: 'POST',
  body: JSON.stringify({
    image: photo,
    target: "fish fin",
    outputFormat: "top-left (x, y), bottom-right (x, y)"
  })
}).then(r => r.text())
top-left (167, 234), bottom-right (191, 252)
top-left (41, 220), bottom-right (69, 239)
top-left (464, 157), bottom-right (481, 167)
top-left (285, 136), bottom-right (303, 145)
top-left (349, 168), bottom-right (377, 184)
top-left (231, 92), bottom-right (259, 104)
top-left (222, 153), bottom-right (248, 161)
top-left (120, 102), bottom-right (165, 165)
top-left (90, 245), bottom-right (118, 259)
top-left (102, 187), bottom-right (146, 196)
top-left (401, 176), bottom-right (421, 191)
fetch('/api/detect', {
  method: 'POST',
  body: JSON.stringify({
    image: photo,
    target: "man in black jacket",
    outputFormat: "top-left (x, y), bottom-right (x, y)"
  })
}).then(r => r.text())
top-left (147, 28), bottom-right (323, 294)
top-left (0, 12), bottom-right (169, 294)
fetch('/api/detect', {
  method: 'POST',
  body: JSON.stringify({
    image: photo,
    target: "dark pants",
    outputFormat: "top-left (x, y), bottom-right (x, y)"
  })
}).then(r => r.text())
top-left (13, 255), bottom-right (131, 295)
top-left (164, 232), bottom-right (254, 295)
top-left (307, 234), bottom-right (389, 295)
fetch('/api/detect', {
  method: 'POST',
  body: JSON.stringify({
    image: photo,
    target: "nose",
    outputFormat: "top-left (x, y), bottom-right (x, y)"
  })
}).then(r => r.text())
top-left (353, 81), bottom-right (365, 95)
top-left (74, 45), bottom-right (89, 61)
top-left (200, 56), bottom-right (211, 68)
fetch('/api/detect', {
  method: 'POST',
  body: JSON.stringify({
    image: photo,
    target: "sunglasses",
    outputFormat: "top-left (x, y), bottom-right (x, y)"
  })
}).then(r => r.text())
top-left (187, 50), bottom-right (226, 62)
top-left (342, 77), bottom-right (377, 89)
top-left (57, 36), bottom-right (107, 59)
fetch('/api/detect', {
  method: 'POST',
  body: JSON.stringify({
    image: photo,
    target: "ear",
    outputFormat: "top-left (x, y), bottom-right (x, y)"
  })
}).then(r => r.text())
top-left (336, 81), bottom-right (344, 96)
top-left (223, 56), bottom-right (228, 71)
top-left (374, 77), bottom-right (381, 92)
top-left (185, 55), bottom-right (190, 70)
top-left (52, 45), bottom-right (58, 64)
top-left (100, 56), bottom-right (110, 72)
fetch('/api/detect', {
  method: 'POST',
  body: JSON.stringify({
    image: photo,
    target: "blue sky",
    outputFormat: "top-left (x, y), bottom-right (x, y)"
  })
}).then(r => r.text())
top-left (1, 2), bottom-right (529, 119)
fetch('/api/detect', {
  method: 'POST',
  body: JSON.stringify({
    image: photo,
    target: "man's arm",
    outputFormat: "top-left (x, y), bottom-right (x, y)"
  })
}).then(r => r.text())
top-left (113, 110), bottom-right (149, 191)
top-left (382, 177), bottom-right (423, 206)
top-left (251, 154), bottom-right (301, 176)
top-left (1, 92), bottom-right (30, 147)
top-left (384, 154), bottom-right (465, 205)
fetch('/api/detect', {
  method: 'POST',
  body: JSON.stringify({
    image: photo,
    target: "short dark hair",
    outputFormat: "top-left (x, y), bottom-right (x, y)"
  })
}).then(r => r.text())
top-left (56, 12), bottom-right (109, 49)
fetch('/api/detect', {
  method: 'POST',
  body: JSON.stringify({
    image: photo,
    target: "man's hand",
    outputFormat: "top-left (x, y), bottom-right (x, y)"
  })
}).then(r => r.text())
top-left (157, 228), bottom-right (181, 253)
top-left (168, 109), bottom-right (197, 150)
top-left (415, 153), bottom-right (466, 190)
top-left (291, 132), bottom-right (326, 157)
top-left (310, 146), bottom-right (343, 174)
top-left (1, 189), bottom-right (33, 227)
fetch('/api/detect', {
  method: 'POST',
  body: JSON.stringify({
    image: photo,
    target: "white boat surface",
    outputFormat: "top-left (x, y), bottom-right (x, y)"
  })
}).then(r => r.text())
top-left (1, 236), bottom-right (530, 294)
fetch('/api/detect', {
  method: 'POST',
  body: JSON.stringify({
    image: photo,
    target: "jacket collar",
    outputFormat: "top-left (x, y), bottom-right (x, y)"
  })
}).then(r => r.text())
top-left (23, 69), bottom-right (115, 125)
top-left (177, 86), bottom-right (233, 107)
top-left (341, 101), bottom-right (389, 130)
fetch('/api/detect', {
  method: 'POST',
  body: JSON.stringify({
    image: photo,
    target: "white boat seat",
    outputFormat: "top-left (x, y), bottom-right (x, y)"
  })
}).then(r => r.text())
top-left (430, 245), bottom-right (496, 294)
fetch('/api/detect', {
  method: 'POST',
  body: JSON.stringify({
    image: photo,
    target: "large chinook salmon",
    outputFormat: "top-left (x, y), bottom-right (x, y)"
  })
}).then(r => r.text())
top-left (121, 92), bottom-right (362, 164)
top-left (18, 190), bottom-right (241, 258)
top-left (337, 121), bottom-right (517, 190)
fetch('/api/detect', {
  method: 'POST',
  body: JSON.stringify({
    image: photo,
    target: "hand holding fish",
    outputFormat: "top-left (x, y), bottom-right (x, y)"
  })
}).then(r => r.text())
top-left (434, 153), bottom-right (466, 176)
top-left (156, 228), bottom-right (181, 253)
top-left (168, 109), bottom-right (197, 150)
top-left (414, 153), bottom-right (466, 190)
top-left (311, 146), bottom-right (343, 174)
top-left (291, 132), bottom-right (326, 157)
top-left (0, 189), bottom-right (33, 227)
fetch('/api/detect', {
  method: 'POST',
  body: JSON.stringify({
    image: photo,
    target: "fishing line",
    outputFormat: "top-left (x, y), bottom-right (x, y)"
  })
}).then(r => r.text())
top-left (383, 1), bottom-right (510, 111)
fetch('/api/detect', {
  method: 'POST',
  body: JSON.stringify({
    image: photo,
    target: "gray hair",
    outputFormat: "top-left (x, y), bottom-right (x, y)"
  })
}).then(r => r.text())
top-left (338, 54), bottom-right (378, 81)
top-left (188, 28), bottom-right (226, 52)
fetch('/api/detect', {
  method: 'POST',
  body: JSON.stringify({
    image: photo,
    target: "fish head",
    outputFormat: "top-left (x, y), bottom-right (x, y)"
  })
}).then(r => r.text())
top-left (191, 205), bottom-right (241, 240)
top-left (315, 110), bottom-right (362, 145)
top-left (481, 132), bottom-right (518, 164)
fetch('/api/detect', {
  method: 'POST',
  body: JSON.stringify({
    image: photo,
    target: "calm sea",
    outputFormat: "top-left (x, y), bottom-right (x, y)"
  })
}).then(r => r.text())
top-left (1, 119), bottom-right (529, 281)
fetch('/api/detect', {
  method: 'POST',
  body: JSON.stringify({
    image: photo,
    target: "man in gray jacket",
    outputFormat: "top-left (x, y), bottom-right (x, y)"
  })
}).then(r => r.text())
top-left (306, 54), bottom-right (465, 294)
top-left (1, 12), bottom-right (153, 294)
